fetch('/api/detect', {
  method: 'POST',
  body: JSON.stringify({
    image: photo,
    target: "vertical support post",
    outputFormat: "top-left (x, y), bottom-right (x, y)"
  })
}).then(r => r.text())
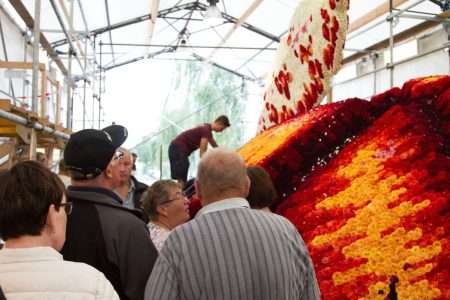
top-left (388, 0), bottom-right (395, 88)
top-left (82, 36), bottom-right (88, 129)
top-left (66, 56), bottom-right (72, 128)
top-left (39, 68), bottom-right (47, 117)
top-left (160, 144), bottom-right (163, 180)
top-left (30, 0), bottom-right (42, 161)
top-left (22, 39), bottom-right (28, 107)
top-left (31, 0), bottom-right (42, 114)
top-left (99, 40), bottom-right (103, 129)
top-left (55, 81), bottom-right (61, 125)
top-left (92, 36), bottom-right (96, 129)
top-left (66, 0), bottom-right (75, 129)
top-left (29, 129), bottom-right (37, 160)
top-left (92, 92), bottom-right (96, 128)
top-left (47, 144), bottom-right (54, 169)
top-left (372, 53), bottom-right (378, 95)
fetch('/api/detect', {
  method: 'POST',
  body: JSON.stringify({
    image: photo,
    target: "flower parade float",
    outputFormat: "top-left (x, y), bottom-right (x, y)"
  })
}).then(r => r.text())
top-left (237, 0), bottom-right (448, 297)
top-left (239, 76), bottom-right (450, 299)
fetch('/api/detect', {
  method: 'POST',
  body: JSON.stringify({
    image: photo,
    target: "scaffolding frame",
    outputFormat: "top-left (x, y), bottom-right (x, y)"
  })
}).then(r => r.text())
top-left (0, 0), bottom-right (96, 167)
top-left (333, 0), bottom-right (450, 93)
top-left (5, 0), bottom-right (96, 131)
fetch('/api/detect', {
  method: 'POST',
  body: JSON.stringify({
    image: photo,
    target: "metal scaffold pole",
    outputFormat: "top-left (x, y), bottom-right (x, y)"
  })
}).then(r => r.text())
top-left (99, 40), bottom-right (103, 129)
top-left (66, 0), bottom-right (75, 129)
top-left (31, 0), bottom-right (41, 114)
top-left (30, 0), bottom-right (42, 160)
top-left (83, 35), bottom-right (88, 129)
top-left (388, 0), bottom-right (395, 88)
top-left (0, 109), bottom-right (69, 140)
top-left (92, 36), bottom-right (97, 129)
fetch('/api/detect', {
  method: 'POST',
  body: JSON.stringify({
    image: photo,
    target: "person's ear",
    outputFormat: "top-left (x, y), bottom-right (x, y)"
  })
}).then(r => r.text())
top-left (156, 205), bottom-right (168, 217)
top-left (195, 179), bottom-right (207, 206)
top-left (104, 164), bottom-right (114, 179)
top-left (45, 204), bottom-right (58, 234)
top-left (194, 180), bottom-right (201, 198)
top-left (244, 175), bottom-right (250, 198)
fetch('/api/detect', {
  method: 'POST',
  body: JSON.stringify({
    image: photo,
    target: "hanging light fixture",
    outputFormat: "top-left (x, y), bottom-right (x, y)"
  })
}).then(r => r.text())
top-left (176, 28), bottom-right (190, 53)
top-left (205, 0), bottom-right (222, 20)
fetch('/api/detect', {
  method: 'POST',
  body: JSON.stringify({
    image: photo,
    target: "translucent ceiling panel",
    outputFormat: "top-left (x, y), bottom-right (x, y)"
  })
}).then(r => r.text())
top-left (22, 0), bottom-right (60, 33)
top-left (348, 0), bottom-right (385, 23)
top-left (188, 22), bottom-right (235, 57)
top-left (158, 0), bottom-right (195, 11)
top-left (345, 0), bottom-right (443, 54)
top-left (107, 0), bottom-right (150, 24)
top-left (245, 0), bottom-right (295, 36)
top-left (77, 0), bottom-right (108, 31)
top-left (241, 49), bottom-right (278, 78)
top-left (226, 26), bottom-right (277, 49)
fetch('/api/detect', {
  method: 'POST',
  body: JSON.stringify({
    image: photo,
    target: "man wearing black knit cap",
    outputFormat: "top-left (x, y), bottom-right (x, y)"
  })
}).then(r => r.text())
top-left (62, 125), bottom-right (158, 300)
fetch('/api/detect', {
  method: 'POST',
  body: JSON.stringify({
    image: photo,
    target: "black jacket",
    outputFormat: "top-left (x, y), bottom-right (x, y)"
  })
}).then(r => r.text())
top-left (130, 176), bottom-right (148, 209)
top-left (61, 186), bottom-right (158, 300)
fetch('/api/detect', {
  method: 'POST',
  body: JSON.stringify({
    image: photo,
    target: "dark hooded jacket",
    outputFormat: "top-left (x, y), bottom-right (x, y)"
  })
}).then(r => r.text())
top-left (62, 186), bottom-right (157, 300)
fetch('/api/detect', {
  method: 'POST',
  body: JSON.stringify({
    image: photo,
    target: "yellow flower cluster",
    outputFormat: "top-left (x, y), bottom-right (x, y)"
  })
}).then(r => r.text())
top-left (311, 140), bottom-right (443, 299)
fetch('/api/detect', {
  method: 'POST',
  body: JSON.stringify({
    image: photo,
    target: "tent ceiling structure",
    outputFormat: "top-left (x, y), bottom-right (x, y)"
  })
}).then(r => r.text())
top-left (5, 0), bottom-right (448, 83)
top-left (0, 0), bottom-right (448, 167)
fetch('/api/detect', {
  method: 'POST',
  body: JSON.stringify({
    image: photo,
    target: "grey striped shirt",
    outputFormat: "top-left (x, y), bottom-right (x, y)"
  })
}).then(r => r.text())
top-left (144, 198), bottom-right (320, 300)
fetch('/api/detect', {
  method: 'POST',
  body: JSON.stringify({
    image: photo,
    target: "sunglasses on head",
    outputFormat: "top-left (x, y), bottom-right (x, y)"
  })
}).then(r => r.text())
top-left (113, 150), bottom-right (125, 161)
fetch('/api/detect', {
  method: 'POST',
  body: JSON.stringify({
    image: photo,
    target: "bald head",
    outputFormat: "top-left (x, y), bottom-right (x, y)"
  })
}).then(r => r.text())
top-left (196, 148), bottom-right (249, 204)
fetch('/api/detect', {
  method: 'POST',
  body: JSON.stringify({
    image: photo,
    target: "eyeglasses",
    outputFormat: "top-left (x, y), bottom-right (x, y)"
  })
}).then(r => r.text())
top-left (59, 202), bottom-right (73, 215)
top-left (163, 191), bottom-right (187, 204)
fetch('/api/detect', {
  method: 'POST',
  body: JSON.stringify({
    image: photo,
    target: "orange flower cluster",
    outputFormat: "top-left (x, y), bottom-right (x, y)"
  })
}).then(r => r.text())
top-left (240, 76), bottom-right (450, 299)
top-left (240, 98), bottom-right (375, 203)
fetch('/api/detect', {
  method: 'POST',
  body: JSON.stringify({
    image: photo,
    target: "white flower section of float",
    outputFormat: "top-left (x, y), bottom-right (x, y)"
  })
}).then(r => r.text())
top-left (258, 0), bottom-right (349, 132)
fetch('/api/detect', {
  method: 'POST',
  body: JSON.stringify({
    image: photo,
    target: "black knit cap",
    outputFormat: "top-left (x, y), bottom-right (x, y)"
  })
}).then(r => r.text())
top-left (64, 125), bottom-right (128, 180)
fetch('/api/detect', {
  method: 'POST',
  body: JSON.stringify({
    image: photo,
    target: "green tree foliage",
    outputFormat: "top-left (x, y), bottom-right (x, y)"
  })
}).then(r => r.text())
top-left (135, 61), bottom-right (249, 181)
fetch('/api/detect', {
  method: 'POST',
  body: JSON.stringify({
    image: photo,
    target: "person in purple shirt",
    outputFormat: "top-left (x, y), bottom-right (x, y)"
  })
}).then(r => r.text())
top-left (168, 115), bottom-right (230, 187)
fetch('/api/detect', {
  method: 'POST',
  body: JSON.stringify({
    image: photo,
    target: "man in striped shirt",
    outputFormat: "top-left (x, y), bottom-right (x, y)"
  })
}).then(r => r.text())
top-left (145, 148), bottom-right (320, 300)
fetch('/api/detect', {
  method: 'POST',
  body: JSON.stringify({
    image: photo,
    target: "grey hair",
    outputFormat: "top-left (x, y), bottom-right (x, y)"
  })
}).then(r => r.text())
top-left (117, 147), bottom-right (131, 157)
top-left (197, 148), bottom-right (248, 199)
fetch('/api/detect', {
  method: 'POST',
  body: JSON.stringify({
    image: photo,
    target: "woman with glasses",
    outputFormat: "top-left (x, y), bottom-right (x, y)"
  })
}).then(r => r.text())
top-left (142, 180), bottom-right (190, 251)
top-left (0, 161), bottom-right (118, 300)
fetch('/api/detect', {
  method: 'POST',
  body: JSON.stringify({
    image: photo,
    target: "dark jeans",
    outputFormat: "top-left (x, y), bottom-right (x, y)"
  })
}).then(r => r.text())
top-left (168, 142), bottom-right (189, 183)
top-left (0, 286), bottom-right (6, 300)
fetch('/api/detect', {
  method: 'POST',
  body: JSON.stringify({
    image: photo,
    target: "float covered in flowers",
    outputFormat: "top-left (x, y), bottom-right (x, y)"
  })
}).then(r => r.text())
top-left (239, 76), bottom-right (450, 299)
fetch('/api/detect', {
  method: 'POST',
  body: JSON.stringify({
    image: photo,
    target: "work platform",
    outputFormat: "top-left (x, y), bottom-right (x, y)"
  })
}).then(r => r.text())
top-left (0, 99), bottom-right (70, 170)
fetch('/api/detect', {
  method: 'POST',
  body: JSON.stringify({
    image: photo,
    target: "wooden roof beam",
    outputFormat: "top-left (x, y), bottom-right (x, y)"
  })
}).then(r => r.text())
top-left (148, 0), bottom-right (160, 45)
top-left (349, 0), bottom-right (409, 33)
top-left (8, 0), bottom-right (68, 76)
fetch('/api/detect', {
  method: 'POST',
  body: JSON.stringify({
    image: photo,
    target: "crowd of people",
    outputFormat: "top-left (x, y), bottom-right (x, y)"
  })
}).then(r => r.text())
top-left (0, 117), bottom-right (320, 300)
